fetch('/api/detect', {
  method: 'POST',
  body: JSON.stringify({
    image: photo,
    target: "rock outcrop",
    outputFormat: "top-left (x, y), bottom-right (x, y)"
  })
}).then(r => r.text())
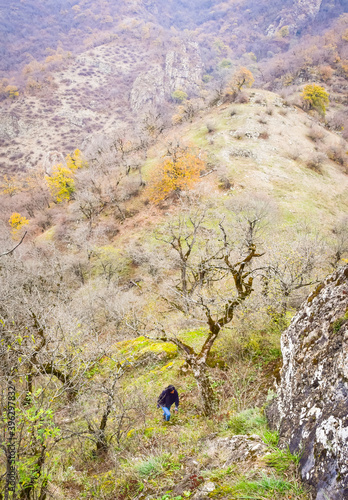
top-left (130, 42), bottom-right (203, 111)
top-left (169, 434), bottom-right (268, 499)
top-left (204, 434), bottom-right (269, 469)
top-left (266, 0), bottom-right (344, 35)
top-left (0, 113), bottom-right (21, 140)
top-left (42, 150), bottom-right (66, 175)
top-left (267, 265), bottom-right (348, 500)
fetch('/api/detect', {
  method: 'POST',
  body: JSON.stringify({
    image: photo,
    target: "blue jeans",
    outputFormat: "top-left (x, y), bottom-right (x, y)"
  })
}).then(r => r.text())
top-left (161, 405), bottom-right (174, 421)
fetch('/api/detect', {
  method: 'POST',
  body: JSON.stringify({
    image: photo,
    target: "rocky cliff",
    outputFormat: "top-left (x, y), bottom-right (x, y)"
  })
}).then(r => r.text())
top-left (266, 0), bottom-right (347, 35)
top-left (268, 265), bottom-right (348, 500)
top-left (130, 42), bottom-right (203, 111)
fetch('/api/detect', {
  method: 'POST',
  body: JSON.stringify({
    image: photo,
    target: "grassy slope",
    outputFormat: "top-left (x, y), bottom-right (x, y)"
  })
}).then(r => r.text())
top-left (53, 89), bottom-right (348, 499)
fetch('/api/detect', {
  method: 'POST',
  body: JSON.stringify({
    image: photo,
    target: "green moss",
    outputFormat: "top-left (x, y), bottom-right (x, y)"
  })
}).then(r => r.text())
top-left (142, 157), bottom-right (159, 182)
top-left (157, 361), bottom-right (175, 372)
top-left (307, 283), bottom-right (324, 303)
top-left (36, 226), bottom-right (56, 242)
top-left (117, 336), bottom-right (178, 362)
top-left (208, 484), bottom-right (234, 497)
top-left (91, 245), bottom-right (132, 279)
top-left (331, 310), bottom-right (348, 333)
top-left (177, 327), bottom-right (209, 352)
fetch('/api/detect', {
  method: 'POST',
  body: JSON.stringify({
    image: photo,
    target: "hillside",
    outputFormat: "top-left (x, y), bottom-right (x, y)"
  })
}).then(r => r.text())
top-left (1, 1), bottom-right (348, 498)
top-left (0, 85), bottom-right (347, 499)
top-left (0, 1), bottom-right (347, 174)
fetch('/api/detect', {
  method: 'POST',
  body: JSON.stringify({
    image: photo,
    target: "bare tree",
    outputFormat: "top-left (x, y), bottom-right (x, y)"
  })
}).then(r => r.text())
top-left (262, 231), bottom-right (323, 312)
top-left (57, 358), bottom-right (146, 458)
top-left (329, 216), bottom-right (348, 269)
top-left (130, 207), bottom-right (264, 416)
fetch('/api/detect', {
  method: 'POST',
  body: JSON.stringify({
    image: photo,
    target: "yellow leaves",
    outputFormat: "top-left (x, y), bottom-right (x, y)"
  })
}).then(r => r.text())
top-left (227, 67), bottom-right (254, 94)
top-left (338, 60), bottom-right (348, 77)
top-left (213, 38), bottom-right (229, 55)
top-left (148, 148), bottom-right (205, 204)
top-left (66, 149), bottom-right (87, 172)
top-left (302, 84), bottom-right (329, 115)
top-left (277, 25), bottom-right (290, 38)
top-left (9, 213), bottom-right (29, 238)
top-left (171, 89), bottom-right (188, 103)
top-left (45, 149), bottom-right (87, 203)
top-left (0, 174), bottom-right (21, 196)
top-left (4, 85), bottom-right (19, 98)
top-left (45, 165), bottom-right (75, 203)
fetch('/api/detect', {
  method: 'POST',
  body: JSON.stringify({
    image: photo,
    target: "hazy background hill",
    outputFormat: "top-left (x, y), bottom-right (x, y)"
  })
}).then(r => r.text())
top-left (1, 0), bottom-right (347, 75)
top-left (0, 0), bottom-right (347, 173)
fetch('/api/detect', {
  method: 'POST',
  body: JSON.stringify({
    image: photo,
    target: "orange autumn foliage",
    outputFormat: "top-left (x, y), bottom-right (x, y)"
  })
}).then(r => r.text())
top-left (148, 149), bottom-right (205, 204)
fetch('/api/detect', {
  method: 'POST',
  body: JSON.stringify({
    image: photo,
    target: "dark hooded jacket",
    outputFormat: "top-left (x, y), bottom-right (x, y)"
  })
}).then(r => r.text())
top-left (157, 385), bottom-right (179, 409)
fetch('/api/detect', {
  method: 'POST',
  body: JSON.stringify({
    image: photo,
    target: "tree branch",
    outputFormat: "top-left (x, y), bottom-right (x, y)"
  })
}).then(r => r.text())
top-left (0, 231), bottom-right (27, 257)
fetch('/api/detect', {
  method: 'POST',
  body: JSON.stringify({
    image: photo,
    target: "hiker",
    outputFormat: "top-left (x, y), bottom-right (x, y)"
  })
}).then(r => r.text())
top-left (157, 385), bottom-right (179, 421)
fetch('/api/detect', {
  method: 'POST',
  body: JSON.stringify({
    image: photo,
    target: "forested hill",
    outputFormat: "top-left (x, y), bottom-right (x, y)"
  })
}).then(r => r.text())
top-left (1, 0), bottom-right (347, 73)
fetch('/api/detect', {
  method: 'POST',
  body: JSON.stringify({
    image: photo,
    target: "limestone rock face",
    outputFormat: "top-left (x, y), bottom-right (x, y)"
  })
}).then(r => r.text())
top-left (266, 0), bottom-right (331, 35)
top-left (130, 64), bottom-right (166, 111)
top-left (0, 113), bottom-right (21, 139)
top-left (42, 150), bottom-right (66, 176)
top-left (268, 265), bottom-right (348, 500)
top-left (164, 42), bottom-right (203, 95)
top-left (130, 42), bottom-right (202, 111)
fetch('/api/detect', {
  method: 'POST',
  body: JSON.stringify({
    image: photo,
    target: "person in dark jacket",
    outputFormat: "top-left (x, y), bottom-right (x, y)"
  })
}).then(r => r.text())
top-left (157, 385), bottom-right (179, 421)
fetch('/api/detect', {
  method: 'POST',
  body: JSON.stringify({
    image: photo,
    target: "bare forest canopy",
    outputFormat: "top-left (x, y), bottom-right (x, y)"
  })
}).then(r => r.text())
top-left (1, 0), bottom-right (347, 74)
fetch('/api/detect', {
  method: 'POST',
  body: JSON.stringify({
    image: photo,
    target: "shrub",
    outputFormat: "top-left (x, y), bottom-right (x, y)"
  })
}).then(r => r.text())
top-left (306, 153), bottom-right (327, 174)
top-left (318, 65), bottom-right (333, 82)
top-left (278, 25), bottom-right (290, 38)
top-left (326, 144), bottom-right (347, 167)
top-left (302, 84), bottom-right (329, 116)
top-left (148, 148), bottom-right (205, 204)
top-left (258, 114), bottom-right (268, 124)
top-left (235, 91), bottom-right (249, 103)
top-left (229, 67), bottom-right (254, 92)
top-left (219, 58), bottom-right (232, 68)
top-left (218, 175), bottom-right (233, 190)
top-left (171, 89), bottom-right (188, 103)
top-left (259, 130), bottom-right (269, 140)
top-left (327, 110), bottom-right (347, 132)
top-left (288, 148), bottom-right (301, 161)
top-left (45, 165), bottom-right (75, 203)
top-left (307, 124), bottom-right (325, 142)
top-left (8, 212), bottom-right (29, 237)
top-left (206, 121), bottom-right (217, 133)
